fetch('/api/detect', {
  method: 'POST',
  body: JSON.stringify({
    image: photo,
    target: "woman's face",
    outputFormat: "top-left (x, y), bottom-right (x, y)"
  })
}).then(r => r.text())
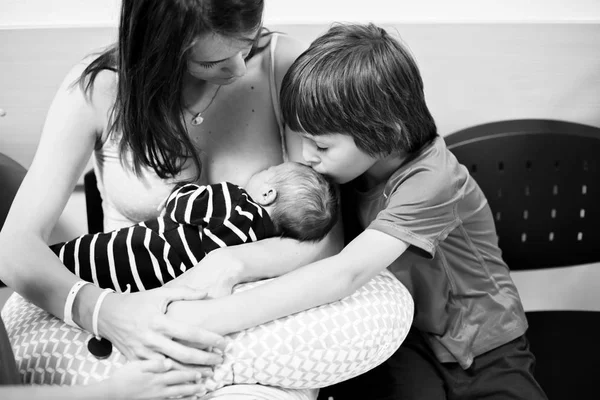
top-left (187, 31), bottom-right (258, 85)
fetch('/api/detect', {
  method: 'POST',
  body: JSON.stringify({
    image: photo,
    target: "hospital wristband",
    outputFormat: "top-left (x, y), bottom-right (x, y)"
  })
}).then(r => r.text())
top-left (63, 280), bottom-right (91, 328)
top-left (92, 288), bottom-right (115, 339)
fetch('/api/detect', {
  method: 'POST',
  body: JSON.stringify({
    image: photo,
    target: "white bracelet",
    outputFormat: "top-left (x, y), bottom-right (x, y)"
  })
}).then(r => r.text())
top-left (63, 280), bottom-right (91, 328)
top-left (92, 288), bottom-right (114, 339)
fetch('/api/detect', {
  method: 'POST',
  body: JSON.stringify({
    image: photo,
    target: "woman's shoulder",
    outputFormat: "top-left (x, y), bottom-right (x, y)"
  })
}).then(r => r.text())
top-left (61, 55), bottom-right (117, 97)
top-left (62, 56), bottom-right (117, 142)
top-left (76, 55), bottom-right (118, 103)
top-left (268, 33), bottom-right (309, 91)
top-left (42, 56), bottom-right (117, 147)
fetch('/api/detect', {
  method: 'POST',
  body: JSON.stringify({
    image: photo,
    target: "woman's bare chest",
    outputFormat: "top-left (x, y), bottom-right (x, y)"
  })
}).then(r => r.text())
top-left (186, 76), bottom-right (284, 187)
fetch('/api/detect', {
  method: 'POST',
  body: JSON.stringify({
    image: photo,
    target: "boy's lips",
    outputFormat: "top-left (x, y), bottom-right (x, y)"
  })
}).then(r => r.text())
top-left (308, 164), bottom-right (323, 174)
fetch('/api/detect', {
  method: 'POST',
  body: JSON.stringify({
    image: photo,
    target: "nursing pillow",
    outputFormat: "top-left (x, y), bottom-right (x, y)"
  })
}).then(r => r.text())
top-left (1, 270), bottom-right (413, 392)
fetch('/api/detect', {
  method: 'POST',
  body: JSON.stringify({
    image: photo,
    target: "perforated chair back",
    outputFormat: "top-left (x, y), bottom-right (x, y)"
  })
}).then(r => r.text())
top-left (446, 119), bottom-right (599, 271)
top-left (446, 119), bottom-right (600, 400)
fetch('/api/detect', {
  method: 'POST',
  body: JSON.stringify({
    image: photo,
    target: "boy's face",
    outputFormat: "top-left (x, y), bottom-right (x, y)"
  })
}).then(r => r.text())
top-left (299, 132), bottom-right (379, 184)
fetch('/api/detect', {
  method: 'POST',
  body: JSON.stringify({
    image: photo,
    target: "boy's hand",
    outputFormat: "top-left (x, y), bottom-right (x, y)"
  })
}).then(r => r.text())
top-left (165, 248), bottom-right (244, 299)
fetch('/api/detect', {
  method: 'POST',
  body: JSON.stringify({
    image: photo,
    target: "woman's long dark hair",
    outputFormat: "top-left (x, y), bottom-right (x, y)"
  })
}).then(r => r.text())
top-left (78, 0), bottom-right (265, 179)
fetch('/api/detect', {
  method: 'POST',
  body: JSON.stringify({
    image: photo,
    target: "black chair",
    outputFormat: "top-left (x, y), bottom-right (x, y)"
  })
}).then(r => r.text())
top-left (83, 169), bottom-right (104, 234)
top-left (0, 315), bottom-right (20, 385)
top-left (445, 119), bottom-right (600, 400)
top-left (0, 153), bottom-right (28, 288)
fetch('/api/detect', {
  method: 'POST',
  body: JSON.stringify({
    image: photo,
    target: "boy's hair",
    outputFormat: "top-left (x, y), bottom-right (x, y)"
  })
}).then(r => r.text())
top-left (281, 23), bottom-right (438, 157)
top-left (269, 163), bottom-right (339, 242)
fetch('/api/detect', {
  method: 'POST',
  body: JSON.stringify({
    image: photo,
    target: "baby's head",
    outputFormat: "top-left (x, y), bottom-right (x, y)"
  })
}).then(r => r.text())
top-left (245, 162), bottom-right (339, 242)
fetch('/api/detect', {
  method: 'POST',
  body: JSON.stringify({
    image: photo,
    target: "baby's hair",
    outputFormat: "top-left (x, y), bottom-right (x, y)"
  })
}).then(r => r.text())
top-left (269, 163), bottom-right (339, 242)
top-left (281, 23), bottom-right (438, 156)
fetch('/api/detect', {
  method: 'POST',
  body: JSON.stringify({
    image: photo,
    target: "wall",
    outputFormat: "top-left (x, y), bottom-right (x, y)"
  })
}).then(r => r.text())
top-left (2, 24), bottom-right (599, 174)
top-left (1, 0), bottom-right (600, 26)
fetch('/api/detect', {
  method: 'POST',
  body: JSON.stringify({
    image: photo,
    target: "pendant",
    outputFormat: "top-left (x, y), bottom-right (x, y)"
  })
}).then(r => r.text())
top-left (191, 113), bottom-right (204, 126)
top-left (87, 337), bottom-right (113, 359)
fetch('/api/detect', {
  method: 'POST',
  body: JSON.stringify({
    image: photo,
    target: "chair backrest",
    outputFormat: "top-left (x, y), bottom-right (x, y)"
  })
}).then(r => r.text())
top-left (0, 315), bottom-right (20, 385)
top-left (0, 153), bottom-right (28, 288)
top-left (83, 169), bottom-right (104, 234)
top-left (0, 153), bottom-right (27, 232)
top-left (445, 119), bottom-right (600, 271)
top-left (445, 119), bottom-right (600, 400)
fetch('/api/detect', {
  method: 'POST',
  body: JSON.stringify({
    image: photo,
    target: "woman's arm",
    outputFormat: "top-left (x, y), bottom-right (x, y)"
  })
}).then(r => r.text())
top-left (0, 62), bottom-right (104, 321)
top-left (0, 359), bottom-right (204, 400)
top-left (165, 228), bottom-right (342, 297)
top-left (0, 63), bottom-right (225, 365)
top-left (168, 229), bottom-right (409, 335)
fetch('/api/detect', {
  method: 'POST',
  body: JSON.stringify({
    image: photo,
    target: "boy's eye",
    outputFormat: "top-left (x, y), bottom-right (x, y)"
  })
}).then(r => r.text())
top-left (316, 145), bottom-right (328, 152)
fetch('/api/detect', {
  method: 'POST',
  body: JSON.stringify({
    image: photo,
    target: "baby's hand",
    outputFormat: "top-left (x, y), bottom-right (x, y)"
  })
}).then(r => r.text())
top-left (106, 358), bottom-right (205, 400)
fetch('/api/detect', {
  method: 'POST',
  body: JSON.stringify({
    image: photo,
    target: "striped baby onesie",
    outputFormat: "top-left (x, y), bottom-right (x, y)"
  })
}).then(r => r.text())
top-left (50, 182), bottom-right (276, 293)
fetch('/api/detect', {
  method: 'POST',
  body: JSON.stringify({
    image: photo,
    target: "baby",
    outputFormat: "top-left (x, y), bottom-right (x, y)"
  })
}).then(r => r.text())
top-left (50, 162), bottom-right (338, 293)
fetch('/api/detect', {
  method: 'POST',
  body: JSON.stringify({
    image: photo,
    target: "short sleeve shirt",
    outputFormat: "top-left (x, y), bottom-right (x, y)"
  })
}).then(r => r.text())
top-left (355, 136), bottom-right (528, 369)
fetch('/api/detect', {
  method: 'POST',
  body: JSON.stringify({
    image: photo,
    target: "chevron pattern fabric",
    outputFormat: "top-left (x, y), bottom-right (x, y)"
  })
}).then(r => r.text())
top-left (1, 270), bottom-right (413, 393)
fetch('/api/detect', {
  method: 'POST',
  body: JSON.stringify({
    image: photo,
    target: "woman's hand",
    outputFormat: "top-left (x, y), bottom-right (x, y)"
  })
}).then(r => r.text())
top-left (165, 248), bottom-right (244, 299)
top-left (99, 287), bottom-right (226, 369)
top-left (104, 358), bottom-right (206, 400)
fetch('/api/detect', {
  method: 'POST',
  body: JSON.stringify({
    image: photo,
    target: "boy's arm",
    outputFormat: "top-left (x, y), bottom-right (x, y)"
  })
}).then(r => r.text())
top-left (224, 217), bottom-right (343, 281)
top-left (166, 216), bottom-right (343, 296)
top-left (167, 228), bottom-right (408, 335)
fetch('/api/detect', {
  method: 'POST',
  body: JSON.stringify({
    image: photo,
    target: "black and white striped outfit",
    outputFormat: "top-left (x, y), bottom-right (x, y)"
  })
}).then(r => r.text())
top-left (50, 182), bottom-right (276, 293)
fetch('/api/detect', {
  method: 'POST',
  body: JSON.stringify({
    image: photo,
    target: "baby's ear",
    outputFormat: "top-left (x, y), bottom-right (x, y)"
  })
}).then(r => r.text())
top-left (257, 187), bottom-right (277, 206)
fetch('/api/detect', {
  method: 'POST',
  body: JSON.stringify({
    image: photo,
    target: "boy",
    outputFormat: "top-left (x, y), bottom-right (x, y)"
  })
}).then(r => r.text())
top-left (280, 23), bottom-right (548, 400)
top-left (50, 162), bottom-right (338, 293)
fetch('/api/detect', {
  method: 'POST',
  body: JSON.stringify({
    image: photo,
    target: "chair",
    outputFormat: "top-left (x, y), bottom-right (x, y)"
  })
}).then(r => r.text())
top-left (83, 169), bottom-right (104, 234)
top-left (0, 315), bottom-right (20, 385)
top-left (0, 153), bottom-right (28, 288)
top-left (445, 119), bottom-right (600, 400)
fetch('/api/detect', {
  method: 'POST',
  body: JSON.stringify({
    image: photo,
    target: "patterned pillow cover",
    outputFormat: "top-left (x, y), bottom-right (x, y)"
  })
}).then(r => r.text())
top-left (1, 270), bottom-right (413, 394)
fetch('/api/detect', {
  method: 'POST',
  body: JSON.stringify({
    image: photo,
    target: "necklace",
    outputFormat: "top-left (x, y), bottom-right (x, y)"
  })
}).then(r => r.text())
top-left (186, 85), bottom-right (222, 126)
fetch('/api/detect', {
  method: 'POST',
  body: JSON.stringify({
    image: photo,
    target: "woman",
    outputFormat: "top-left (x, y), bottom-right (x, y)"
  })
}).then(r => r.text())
top-left (0, 0), bottom-right (340, 398)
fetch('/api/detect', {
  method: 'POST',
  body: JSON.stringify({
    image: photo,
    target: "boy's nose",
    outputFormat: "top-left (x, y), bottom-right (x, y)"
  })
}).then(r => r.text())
top-left (302, 146), bottom-right (319, 165)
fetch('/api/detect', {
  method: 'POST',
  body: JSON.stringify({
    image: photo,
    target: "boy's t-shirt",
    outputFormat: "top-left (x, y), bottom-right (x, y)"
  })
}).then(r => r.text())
top-left (355, 136), bottom-right (528, 369)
